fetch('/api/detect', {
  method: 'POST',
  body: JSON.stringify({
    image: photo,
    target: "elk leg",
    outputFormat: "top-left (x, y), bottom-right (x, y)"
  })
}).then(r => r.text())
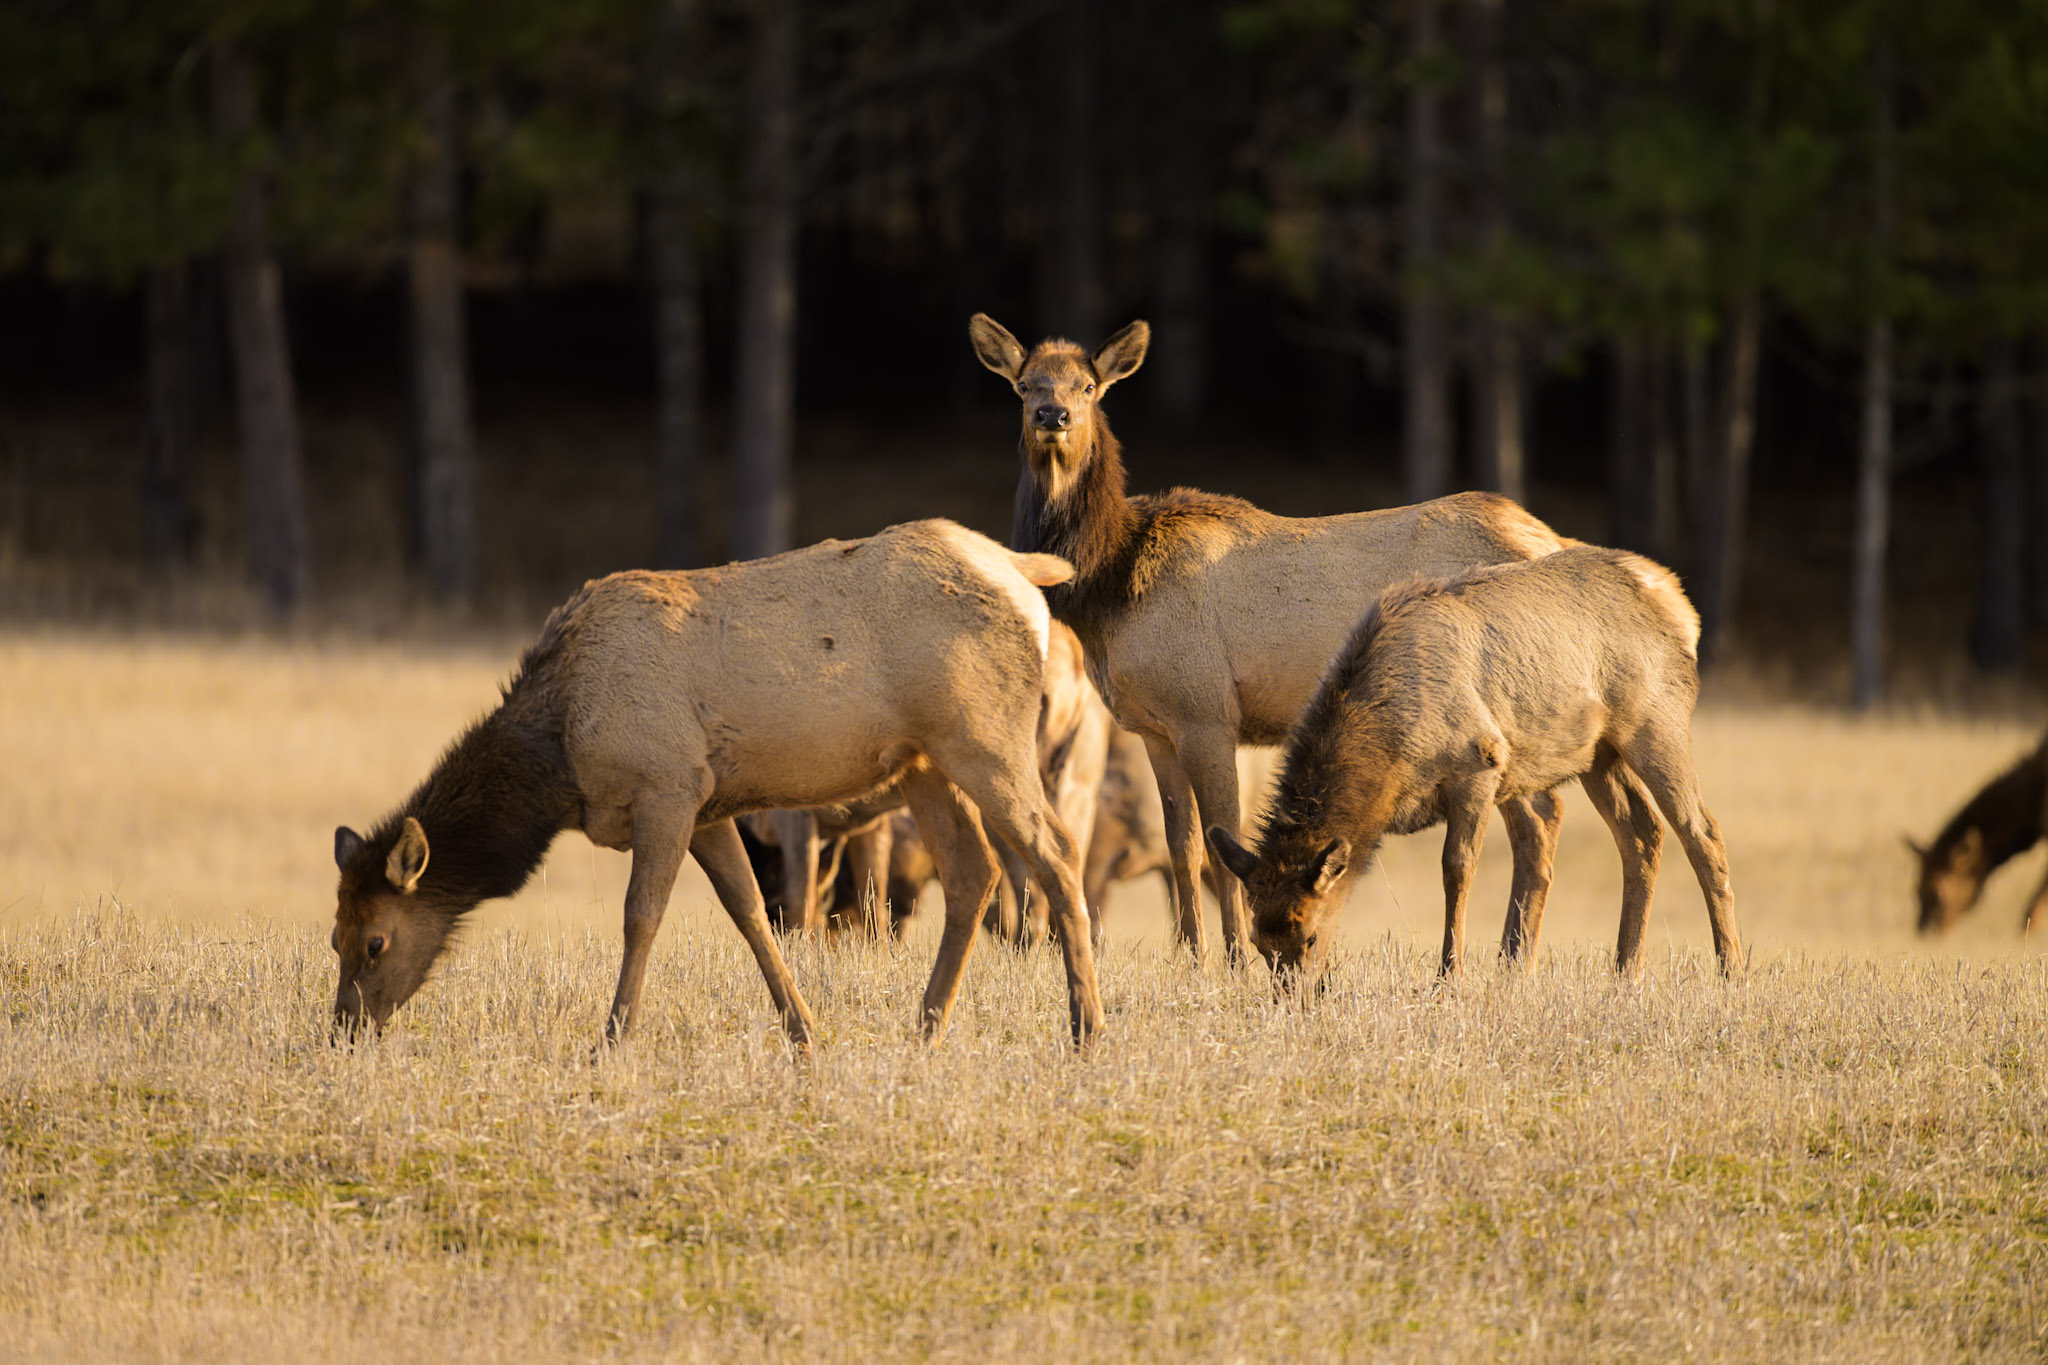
top-left (1578, 754), bottom-right (1666, 976)
top-left (2023, 862), bottom-right (2048, 934)
top-left (691, 817), bottom-right (816, 1047)
top-left (1621, 729), bottom-right (1743, 975)
top-left (1497, 791), bottom-right (1564, 968)
top-left (974, 782), bottom-right (1103, 1048)
top-left (771, 809), bottom-right (824, 937)
top-left (898, 765), bottom-right (1000, 1043)
top-left (841, 820), bottom-right (893, 938)
top-left (1141, 733), bottom-right (1210, 962)
top-left (1439, 784), bottom-right (1495, 978)
top-left (1176, 730), bottom-right (1255, 968)
top-left (605, 789), bottom-right (700, 1043)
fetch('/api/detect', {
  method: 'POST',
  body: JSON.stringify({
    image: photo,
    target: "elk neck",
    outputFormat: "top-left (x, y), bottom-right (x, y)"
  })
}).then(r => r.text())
top-left (346, 671), bottom-right (582, 918)
top-left (1009, 414), bottom-right (1142, 639)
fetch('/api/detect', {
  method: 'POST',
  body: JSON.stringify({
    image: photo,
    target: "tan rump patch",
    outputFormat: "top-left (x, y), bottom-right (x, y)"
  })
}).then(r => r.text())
top-left (930, 521), bottom-right (1056, 662)
top-left (1615, 552), bottom-right (1702, 659)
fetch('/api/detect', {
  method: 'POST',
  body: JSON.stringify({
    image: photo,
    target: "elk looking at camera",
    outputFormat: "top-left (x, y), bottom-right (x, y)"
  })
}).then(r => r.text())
top-left (330, 519), bottom-right (1102, 1050)
top-left (971, 312), bottom-right (1596, 967)
top-left (1208, 546), bottom-right (1743, 986)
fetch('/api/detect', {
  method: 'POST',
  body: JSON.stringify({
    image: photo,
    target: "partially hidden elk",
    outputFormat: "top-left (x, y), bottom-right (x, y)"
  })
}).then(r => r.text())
top-left (1208, 546), bottom-right (1744, 985)
top-left (740, 791), bottom-right (903, 936)
top-left (970, 311), bottom-right (1601, 967)
top-left (1909, 730), bottom-right (2048, 935)
top-left (986, 621), bottom-right (1115, 946)
top-left (329, 519), bottom-right (1104, 1050)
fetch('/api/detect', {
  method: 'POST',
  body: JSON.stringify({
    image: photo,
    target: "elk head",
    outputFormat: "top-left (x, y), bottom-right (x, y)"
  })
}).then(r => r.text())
top-left (1208, 826), bottom-right (1351, 987)
top-left (1907, 828), bottom-right (1986, 935)
top-left (331, 817), bottom-right (456, 1038)
top-left (969, 313), bottom-right (1148, 499)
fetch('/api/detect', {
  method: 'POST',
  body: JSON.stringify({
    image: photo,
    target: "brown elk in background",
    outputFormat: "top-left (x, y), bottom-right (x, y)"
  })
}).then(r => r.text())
top-left (330, 519), bottom-right (1103, 1050)
top-left (1909, 731), bottom-right (2048, 935)
top-left (971, 312), bottom-right (1596, 968)
top-left (1209, 546), bottom-right (1743, 985)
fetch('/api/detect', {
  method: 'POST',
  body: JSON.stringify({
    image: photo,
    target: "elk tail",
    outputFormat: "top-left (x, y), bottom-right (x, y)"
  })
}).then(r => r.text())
top-left (1007, 551), bottom-right (1076, 588)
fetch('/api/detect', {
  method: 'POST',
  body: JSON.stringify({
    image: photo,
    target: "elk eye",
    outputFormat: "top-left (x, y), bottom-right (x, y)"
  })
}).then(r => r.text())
top-left (1084, 382), bottom-right (1095, 394)
top-left (1015, 382), bottom-right (1026, 394)
top-left (1303, 933), bottom-right (1319, 951)
top-left (366, 935), bottom-right (387, 960)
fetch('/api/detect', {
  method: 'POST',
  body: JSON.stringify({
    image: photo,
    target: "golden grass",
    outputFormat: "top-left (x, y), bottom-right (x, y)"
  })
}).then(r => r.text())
top-left (3, 629), bottom-right (2047, 1361)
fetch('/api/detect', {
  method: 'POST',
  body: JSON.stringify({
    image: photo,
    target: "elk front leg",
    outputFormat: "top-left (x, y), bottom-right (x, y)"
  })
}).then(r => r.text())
top-left (841, 819), bottom-right (894, 938)
top-left (1497, 790), bottom-right (1564, 968)
top-left (606, 789), bottom-right (700, 1043)
top-left (898, 766), bottom-right (1001, 1043)
top-left (1439, 784), bottom-right (1496, 978)
top-left (1141, 734), bottom-right (1209, 962)
top-left (691, 818), bottom-right (816, 1047)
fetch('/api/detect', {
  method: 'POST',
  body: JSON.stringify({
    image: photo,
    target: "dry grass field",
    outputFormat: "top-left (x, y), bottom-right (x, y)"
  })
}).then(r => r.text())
top-left (4, 628), bottom-right (2046, 1361)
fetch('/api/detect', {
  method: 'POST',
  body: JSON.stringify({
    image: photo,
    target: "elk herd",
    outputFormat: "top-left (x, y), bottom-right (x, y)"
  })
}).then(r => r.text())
top-left (327, 313), bottom-right (2040, 1051)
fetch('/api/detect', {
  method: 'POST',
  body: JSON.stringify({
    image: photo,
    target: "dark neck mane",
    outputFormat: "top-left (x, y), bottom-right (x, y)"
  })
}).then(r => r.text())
top-left (1010, 417), bottom-right (1141, 614)
top-left (1936, 743), bottom-right (2048, 877)
top-left (343, 672), bottom-right (582, 916)
top-left (1255, 604), bottom-right (1409, 869)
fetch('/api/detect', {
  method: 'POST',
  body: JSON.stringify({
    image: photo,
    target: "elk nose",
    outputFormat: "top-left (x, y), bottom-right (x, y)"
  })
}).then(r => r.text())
top-left (1033, 404), bottom-right (1070, 430)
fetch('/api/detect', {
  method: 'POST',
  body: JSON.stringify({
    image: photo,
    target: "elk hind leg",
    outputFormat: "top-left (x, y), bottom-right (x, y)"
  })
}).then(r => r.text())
top-left (692, 817), bottom-right (817, 1047)
top-left (1620, 727), bottom-right (1743, 974)
top-left (1578, 750), bottom-right (1665, 976)
top-left (1142, 734), bottom-right (1210, 962)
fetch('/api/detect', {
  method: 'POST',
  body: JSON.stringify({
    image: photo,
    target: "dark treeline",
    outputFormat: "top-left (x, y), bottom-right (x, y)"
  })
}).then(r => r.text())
top-left (3, 0), bottom-right (2048, 704)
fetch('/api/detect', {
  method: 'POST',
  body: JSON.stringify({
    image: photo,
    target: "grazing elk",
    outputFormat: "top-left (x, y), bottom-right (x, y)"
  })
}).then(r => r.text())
top-left (971, 312), bottom-right (1600, 966)
top-left (330, 519), bottom-right (1103, 1049)
top-left (1909, 730), bottom-right (2048, 935)
top-left (1207, 547), bottom-right (1744, 985)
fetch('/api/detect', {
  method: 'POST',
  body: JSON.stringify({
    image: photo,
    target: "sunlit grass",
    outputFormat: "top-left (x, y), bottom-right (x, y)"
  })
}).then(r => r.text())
top-left (3, 629), bottom-right (2047, 1360)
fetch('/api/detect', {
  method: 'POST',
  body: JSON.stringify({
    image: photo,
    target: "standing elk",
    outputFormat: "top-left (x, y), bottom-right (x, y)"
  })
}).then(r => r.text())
top-left (330, 519), bottom-right (1103, 1049)
top-left (970, 312), bottom-right (1606, 967)
top-left (1909, 730), bottom-right (2048, 935)
top-left (1209, 547), bottom-right (1743, 986)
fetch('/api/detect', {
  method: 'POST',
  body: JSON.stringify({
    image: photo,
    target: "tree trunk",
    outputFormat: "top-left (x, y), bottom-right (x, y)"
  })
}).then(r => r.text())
top-left (407, 38), bottom-right (474, 604)
top-left (1037, 0), bottom-right (1103, 341)
top-left (212, 41), bottom-right (311, 613)
top-left (1647, 339), bottom-right (1682, 563)
top-left (732, 0), bottom-right (799, 561)
top-left (1150, 0), bottom-right (1210, 428)
top-left (649, 0), bottom-right (703, 569)
top-left (1852, 41), bottom-right (1894, 710)
top-left (1608, 333), bottom-right (1649, 549)
top-left (1466, 0), bottom-right (1521, 503)
top-left (143, 261), bottom-right (197, 566)
top-left (1695, 293), bottom-right (1760, 661)
top-left (1974, 342), bottom-right (2025, 671)
top-left (1403, 0), bottom-right (1450, 503)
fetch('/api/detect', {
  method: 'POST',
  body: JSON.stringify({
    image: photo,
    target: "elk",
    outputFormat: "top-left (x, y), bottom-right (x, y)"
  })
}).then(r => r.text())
top-left (329, 519), bottom-right (1103, 1049)
top-left (988, 621), bottom-right (1115, 945)
top-left (1909, 730), bottom-right (2048, 935)
top-left (1208, 546), bottom-right (1743, 985)
top-left (971, 312), bottom-right (1599, 966)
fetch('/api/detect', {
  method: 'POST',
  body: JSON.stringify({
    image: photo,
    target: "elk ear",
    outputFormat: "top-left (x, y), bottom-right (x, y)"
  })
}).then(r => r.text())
top-left (1091, 320), bottom-right (1150, 390)
top-left (1306, 839), bottom-right (1351, 896)
top-left (385, 817), bottom-right (430, 893)
top-left (968, 313), bottom-right (1027, 382)
top-left (1207, 826), bottom-right (1260, 883)
top-left (334, 826), bottom-right (365, 871)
